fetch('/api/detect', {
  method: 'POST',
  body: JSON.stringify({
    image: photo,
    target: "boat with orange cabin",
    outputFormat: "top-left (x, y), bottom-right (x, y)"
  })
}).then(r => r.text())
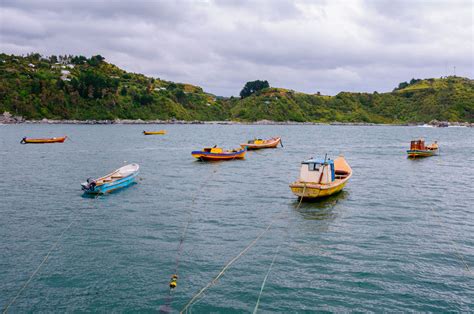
top-left (407, 138), bottom-right (438, 158)
top-left (240, 137), bottom-right (282, 150)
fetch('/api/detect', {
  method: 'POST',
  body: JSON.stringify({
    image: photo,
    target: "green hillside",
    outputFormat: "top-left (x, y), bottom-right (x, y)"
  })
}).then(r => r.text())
top-left (1, 53), bottom-right (473, 123)
top-left (229, 78), bottom-right (474, 123)
top-left (0, 53), bottom-right (227, 120)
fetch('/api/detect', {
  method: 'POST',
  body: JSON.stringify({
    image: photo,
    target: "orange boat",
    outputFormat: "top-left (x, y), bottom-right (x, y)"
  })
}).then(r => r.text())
top-left (240, 137), bottom-right (282, 150)
top-left (143, 130), bottom-right (166, 135)
top-left (20, 136), bottom-right (67, 144)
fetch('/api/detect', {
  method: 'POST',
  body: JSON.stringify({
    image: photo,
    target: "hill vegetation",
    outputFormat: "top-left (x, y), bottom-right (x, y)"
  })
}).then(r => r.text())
top-left (1, 53), bottom-right (473, 123)
top-left (0, 53), bottom-right (227, 120)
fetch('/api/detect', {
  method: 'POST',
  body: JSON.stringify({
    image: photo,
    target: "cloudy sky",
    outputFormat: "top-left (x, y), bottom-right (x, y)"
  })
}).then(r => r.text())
top-left (0, 0), bottom-right (472, 96)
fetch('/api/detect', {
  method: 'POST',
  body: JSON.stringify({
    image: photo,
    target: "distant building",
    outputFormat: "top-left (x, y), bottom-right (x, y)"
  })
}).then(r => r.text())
top-left (60, 69), bottom-right (71, 81)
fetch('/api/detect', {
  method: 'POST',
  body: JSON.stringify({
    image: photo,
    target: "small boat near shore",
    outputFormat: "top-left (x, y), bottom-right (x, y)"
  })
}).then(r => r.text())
top-left (143, 130), bottom-right (166, 135)
top-left (81, 163), bottom-right (139, 194)
top-left (407, 139), bottom-right (438, 158)
top-left (240, 137), bottom-right (282, 150)
top-left (191, 146), bottom-right (246, 161)
top-left (20, 136), bottom-right (67, 144)
top-left (290, 155), bottom-right (352, 199)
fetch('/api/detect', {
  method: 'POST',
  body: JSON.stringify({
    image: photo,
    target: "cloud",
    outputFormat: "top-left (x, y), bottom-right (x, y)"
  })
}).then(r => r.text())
top-left (0, 0), bottom-right (472, 96)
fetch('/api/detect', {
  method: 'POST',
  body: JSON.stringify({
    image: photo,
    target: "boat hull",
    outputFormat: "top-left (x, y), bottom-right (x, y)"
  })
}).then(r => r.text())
top-left (290, 181), bottom-right (348, 199)
top-left (21, 136), bottom-right (67, 144)
top-left (191, 150), bottom-right (246, 161)
top-left (144, 131), bottom-right (166, 135)
top-left (240, 138), bottom-right (281, 150)
top-left (407, 149), bottom-right (438, 158)
top-left (83, 172), bottom-right (138, 194)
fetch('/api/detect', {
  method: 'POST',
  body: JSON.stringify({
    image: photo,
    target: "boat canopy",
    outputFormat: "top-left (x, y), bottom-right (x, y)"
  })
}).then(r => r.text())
top-left (299, 158), bottom-right (335, 183)
top-left (410, 139), bottom-right (426, 150)
top-left (203, 147), bottom-right (223, 153)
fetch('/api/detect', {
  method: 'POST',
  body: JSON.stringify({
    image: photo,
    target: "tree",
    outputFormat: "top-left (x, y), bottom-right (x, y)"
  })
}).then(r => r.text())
top-left (240, 80), bottom-right (269, 98)
top-left (71, 55), bottom-right (87, 65)
top-left (88, 55), bottom-right (105, 66)
top-left (394, 81), bottom-right (409, 91)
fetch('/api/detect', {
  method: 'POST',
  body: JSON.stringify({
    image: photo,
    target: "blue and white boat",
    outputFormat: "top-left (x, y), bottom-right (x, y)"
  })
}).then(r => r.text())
top-left (81, 163), bottom-right (139, 194)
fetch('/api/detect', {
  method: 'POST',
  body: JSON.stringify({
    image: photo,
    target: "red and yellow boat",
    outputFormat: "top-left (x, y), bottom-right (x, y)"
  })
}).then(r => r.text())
top-left (20, 136), bottom-right (67, 144)
top-left (240, 137), bottom-right (282, 150)
top-left (407, 139), bottom-right (438, 158)
top-left (143, 130), bottom-right (166, 135)
top-left (191, 146), bottom-right (246, 161)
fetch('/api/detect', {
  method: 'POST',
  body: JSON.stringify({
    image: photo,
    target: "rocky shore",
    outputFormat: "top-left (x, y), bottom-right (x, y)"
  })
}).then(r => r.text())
top-left (1, 112), bottom-right (472, 127)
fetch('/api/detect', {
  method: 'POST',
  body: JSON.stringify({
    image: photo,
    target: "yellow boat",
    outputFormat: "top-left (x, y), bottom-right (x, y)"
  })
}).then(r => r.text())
top-left (290, 155), bottom-right (352, 199)
top-left (143, 130), bottom-right (166, 135)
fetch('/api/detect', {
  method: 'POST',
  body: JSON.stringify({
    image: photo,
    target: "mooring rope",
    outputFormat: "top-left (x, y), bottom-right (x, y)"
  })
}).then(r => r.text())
top-left (253, 241), bottom-right (281, 314)
top-left (3, 219), bottom-right (76, 313)
top-left (160, 166), bottom-right (220, 312)
top-left (252, 184), bottom-right (307, 314)
top-left (181, 183), bottom-right (307, 313)
top-left (180, 215), bottom-right (279, 313)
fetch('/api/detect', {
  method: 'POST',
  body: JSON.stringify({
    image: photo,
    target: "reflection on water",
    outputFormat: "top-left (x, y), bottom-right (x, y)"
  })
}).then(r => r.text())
top-left (292, 190), bottom-right (348, 220)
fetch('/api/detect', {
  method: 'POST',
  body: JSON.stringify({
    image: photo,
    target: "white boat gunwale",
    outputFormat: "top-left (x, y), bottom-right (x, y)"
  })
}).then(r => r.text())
top-left (81, 163), bottom-right (139, 193)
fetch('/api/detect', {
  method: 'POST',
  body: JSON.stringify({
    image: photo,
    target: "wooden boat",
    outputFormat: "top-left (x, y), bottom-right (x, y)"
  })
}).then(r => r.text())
top-left (240, 137), bottom-right (282, 150)
top-left (20, 136), bottom-right (67, 144)
top-left (191, 146), bottom-right (246, 161)
top-left (407, 139), bottom-right (438, 158)
top-left (81, 163), bottom-right (139, 194)
top-left (143, 130), bottom-right (166, 135)
top-left (289, 156), bottom-right (352, 199)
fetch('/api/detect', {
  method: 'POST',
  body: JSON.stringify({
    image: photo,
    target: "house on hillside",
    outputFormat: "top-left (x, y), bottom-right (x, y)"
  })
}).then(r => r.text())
top-left (60, 69), bottom-right (71, 81)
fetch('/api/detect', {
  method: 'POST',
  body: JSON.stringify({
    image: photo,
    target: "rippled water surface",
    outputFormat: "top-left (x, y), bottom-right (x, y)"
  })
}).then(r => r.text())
top-left (1, 124), bottom-right (473, 312)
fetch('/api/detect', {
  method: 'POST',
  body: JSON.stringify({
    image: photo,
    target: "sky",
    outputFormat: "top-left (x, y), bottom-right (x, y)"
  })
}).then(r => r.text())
top-left (0, 0), bottom-right (472, 96)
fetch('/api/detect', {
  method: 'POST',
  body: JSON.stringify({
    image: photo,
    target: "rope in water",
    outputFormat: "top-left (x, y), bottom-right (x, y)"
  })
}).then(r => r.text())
top-left (2, 219), bottom-right (76, 313)
top-left (253, 237), bottom-right (282, 314)
top-left (180, 215), bottom-right (278, 313)
top-left (252, 184), bottom-right (308, 314)
top-left (161, 166), bottom-right (220, 311)
top-left (181, 184), bottom-right (308, 313)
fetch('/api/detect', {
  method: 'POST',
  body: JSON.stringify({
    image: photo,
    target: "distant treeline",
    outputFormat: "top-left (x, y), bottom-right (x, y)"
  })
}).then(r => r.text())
top-left (1, 53), bottom-right (473, 123)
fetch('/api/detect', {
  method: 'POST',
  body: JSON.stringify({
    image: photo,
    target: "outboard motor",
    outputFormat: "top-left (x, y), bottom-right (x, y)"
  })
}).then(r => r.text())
top-left (81, 178), bottom-right (97, 191)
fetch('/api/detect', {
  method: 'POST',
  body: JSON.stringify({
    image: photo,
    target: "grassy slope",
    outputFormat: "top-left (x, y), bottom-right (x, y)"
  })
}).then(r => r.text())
top-left (1, 53), bottom-right (473, 122)
top-left (230, 77), bottom-right (474, 123)
top-left (0, 53), bottom-right (227, 120)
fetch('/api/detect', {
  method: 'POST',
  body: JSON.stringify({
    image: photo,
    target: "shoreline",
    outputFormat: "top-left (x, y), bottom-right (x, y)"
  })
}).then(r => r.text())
top-left (0, 115), bottom-right (472, 127)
